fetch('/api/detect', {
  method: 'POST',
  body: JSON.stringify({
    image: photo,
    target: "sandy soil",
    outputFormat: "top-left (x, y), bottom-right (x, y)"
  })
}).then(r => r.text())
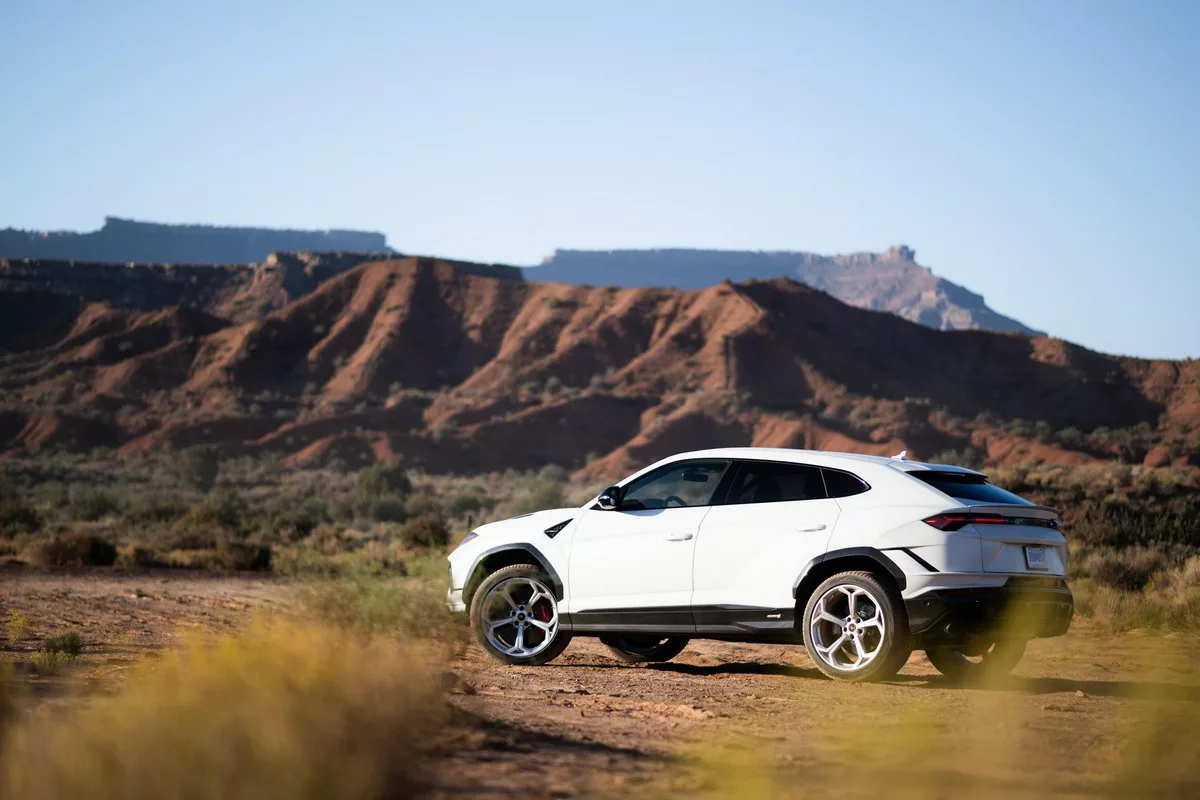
top-left (3, 569), bottom-right (1198, 798)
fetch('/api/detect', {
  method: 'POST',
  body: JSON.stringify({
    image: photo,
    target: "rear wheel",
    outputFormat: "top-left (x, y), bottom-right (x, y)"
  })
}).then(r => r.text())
top-left (469, 564), bottom-right (572, 666)
top-left (601, 635), bottom-right (689, 663)
top-left (926, 639), bottom-right (1026, 682)
top-left (802, 571), bottom-right (912, 682)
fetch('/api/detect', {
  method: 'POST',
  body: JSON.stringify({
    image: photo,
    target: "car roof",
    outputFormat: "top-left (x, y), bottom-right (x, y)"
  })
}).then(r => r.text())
top-left (661, 447), bottom-right (986, 477)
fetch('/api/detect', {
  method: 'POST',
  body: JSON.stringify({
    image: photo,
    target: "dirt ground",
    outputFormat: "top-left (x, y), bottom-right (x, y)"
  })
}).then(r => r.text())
top-left (3, 569), bottom-right (1199, 798)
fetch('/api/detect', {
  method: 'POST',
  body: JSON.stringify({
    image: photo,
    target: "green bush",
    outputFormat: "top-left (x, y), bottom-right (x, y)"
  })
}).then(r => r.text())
top-left (66, 486), bottom-right (122, 522)
top-left (370, 494), bottom-right (408, 524)
top-left (215, 538), bottom-right (272, 572)
top-left (446, 492), bottom-right (486, 517)
top-left (30, 650), bottom-right (73, 676)
top-left (403, 491), bottom-right (443, 519)
top-left (397, 514), bottom-right (450, 549)
top-left (355, 464), bottom-right (411, 500)
top-left (32, 482), bottom-right (68, 509)
top-left (508, 476), bottom-right (566, 517)
top-left (262, 497), bottom-right (329, 539)
top-left (43, 632), bottom-right (84, 657)
top-left (178, 445), bottom-right (221, 493)
top-left (29, 535), bottom-right (118, 568)
top-left (172, 491), bottom-right (251, 539)
top-left (0, 497), bottom-right (41, 536)
top-left (123, 494), bottom-right (188, 526)
top-left (1081, 547), bottom-right (1169, 592)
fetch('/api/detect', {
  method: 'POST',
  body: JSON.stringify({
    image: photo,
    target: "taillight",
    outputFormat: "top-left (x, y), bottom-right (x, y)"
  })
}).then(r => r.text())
top-left (922, 512), bottom-right (1008, 531)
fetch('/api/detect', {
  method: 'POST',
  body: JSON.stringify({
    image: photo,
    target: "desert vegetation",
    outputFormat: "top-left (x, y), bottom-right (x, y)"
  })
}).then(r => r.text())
top-left (1, 446), bottom-right (1200, 797)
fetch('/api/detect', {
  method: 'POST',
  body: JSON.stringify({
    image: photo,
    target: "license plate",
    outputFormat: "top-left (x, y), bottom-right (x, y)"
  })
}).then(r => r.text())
top-left (1024, 546), bottom-right (1048, 570)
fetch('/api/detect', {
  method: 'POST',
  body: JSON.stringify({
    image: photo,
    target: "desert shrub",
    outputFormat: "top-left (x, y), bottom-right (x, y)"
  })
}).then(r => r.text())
top-left (0, 622), bottom-right (447, 798)
top-left (178, 444), bottom-right (221, 492)
top-left (300, 574), bottom-right (465, 643)
top-left (369, 494), bottom-right (408, 524)
top-left (507, 474), bottom-right (566, 516)
top-left (1079, 546), bottom-right (1170, 591)
top-left (262, 496), bottom-right (329, 540)
top-left (446, 491), bottom-right (486, 517)
top-left (123, 494), bottom-right (188, 526)
top-left (115, 546), bottom-right (166, 569)
top-left (172, 491), bottom-right (251, 540)
top-left (397, 513), bottom-right (450, 549)
top-left (355, 464), bottom-right (411, 500)
top-left (30, 650), bottom-right (73, 676)
top-left (28, 534), bottom-right (117, 568)
top-left (65, 486), bottom-right (122, 522)
top-left (215, 538), bottom-right (272, 571)
top-left (403, 491), bottom-right (443, 519)
top-left (43, 632), bottom-right (83, 657)
top-left (31, 481), bottom-right (68, 509)
top-left (6, 612), bottom-right (30, 644)
top-left (0, 497), bottom-right (41, 536)
top-left (1171, 556), bottom-right (1200, 591)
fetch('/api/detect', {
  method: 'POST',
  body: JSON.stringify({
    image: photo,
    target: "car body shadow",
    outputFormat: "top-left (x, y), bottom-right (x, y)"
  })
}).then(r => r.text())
top-left (602, 660), bottom-right (1200, 702)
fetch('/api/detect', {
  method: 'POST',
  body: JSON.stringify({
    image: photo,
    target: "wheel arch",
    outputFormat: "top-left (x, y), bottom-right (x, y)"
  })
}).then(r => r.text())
top-left (792, 547), bottom-right (907, 609)
top-left (464, 544), bottom-right (564, 608)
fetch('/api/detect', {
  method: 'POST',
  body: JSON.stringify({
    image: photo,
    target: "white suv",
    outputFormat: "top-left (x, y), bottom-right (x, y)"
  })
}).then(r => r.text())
top-left (446, 448), bottom-right (1073, 682)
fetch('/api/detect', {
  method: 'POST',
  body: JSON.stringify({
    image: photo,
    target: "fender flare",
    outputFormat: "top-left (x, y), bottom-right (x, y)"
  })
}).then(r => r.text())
top-left (791, 547), bottom-right (908, 600)
top-left (465, 543), bottom-right (565, 602)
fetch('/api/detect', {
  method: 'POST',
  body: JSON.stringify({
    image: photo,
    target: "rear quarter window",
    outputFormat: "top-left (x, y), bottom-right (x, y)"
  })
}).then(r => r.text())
top-left (911, 472), bottom-right (1032, 505)
top-left (821, 468), bottom-right (869, 498)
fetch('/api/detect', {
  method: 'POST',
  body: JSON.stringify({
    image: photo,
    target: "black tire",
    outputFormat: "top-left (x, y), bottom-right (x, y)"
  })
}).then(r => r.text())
top-left (600, 635), bottom-right (689, 663)
top-left (926, 639), bottom-right (1026, 682)
top-left (469, 563), bottom-right (572, 666)
top-left (802, 570), bottom-right (912, 682)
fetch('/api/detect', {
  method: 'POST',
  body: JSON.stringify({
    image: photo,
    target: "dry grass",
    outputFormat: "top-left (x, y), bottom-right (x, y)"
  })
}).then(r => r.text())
top-left (0, 621), bottom-right (448, 799)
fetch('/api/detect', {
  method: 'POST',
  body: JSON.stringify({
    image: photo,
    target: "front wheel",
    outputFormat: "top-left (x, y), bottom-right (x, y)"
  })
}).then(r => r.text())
top-left (802, 571), bottom-right (912, 682)
top-left (926, 639), bottom-right (1026, 682)
top-left (601, 635), bottom-right (689, 663)
top-left (469, 564), bottom-right (572, 666)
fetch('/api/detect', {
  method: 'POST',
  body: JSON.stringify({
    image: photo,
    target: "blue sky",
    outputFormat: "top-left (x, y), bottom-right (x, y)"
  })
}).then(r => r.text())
top-left (3, 1), bottom-right (1197, 359)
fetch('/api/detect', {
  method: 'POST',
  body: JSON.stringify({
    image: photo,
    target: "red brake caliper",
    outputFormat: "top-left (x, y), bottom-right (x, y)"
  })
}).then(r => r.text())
top-left (532, 598), bottom-right (553, 623)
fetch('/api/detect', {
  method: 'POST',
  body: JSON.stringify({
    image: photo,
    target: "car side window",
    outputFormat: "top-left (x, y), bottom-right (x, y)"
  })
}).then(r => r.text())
top-left (619, 460), bottom-right (731, 510)
top-left (724, 461), bottom-right (826, 504)
top-left (822, 468), bottom-right (870, 498)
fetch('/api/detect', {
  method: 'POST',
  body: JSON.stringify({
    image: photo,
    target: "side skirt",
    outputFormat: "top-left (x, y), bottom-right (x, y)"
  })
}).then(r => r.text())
top-left (562, 605), bottom-right (801, 644)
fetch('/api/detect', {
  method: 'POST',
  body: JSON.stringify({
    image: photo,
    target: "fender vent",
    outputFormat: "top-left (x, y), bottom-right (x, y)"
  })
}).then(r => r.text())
top-left (543, 519), bottom-right (572, 538)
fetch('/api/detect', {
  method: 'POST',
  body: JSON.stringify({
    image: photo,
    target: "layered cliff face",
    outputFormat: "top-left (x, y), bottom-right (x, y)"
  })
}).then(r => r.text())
top-left (1, 256), bottom-right (1195, 474)
top-left (524, 245), bottom-right (1043, 336)
top-left (0, 217), bottom-right (391, 265)
top-left (0, 252), bottom-right (524, 330)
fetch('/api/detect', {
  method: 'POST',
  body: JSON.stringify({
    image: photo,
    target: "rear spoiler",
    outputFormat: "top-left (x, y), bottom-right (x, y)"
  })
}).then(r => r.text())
top-left (954, 503), bottom-right (1060, 521)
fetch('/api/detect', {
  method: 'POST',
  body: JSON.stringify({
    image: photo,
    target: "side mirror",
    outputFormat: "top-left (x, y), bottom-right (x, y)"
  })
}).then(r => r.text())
top-left (597, 486), bottom-right (623, 510)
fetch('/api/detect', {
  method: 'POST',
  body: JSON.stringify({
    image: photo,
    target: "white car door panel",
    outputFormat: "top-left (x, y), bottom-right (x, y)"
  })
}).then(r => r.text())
top-left (567, 506), bottom-right (710, 612)
top-left (693, 461), bottom-right (840, 611)
top-left (566, 459), bottom-right (730, 615)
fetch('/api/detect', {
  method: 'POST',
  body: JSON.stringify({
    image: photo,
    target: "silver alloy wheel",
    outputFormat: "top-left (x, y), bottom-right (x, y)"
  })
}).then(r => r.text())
top-left (808, 583), bottom-right (887, 671)
top-left (480, 576), bottom-right (559, 659)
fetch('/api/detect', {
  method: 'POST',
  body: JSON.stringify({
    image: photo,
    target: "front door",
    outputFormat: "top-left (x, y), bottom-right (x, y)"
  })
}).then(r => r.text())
top-left (566, 459), bottom-right (731, 631)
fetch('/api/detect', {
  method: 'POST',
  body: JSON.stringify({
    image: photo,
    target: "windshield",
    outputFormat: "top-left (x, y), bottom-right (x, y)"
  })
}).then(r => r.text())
top-left (911, 472), bottom-right (1033, 506)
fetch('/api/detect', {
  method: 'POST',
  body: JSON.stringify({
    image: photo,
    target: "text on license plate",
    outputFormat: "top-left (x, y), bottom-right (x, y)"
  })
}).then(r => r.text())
top-left (1024, 546), bottom-right (1048, 570)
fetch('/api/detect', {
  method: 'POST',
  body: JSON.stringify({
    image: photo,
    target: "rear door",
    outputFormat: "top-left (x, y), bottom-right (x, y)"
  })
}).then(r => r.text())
top-left (692, 460), bottom-right (840, 622)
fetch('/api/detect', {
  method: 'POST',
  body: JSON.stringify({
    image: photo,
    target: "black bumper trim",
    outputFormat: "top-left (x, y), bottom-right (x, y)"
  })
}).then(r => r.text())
top-left (906, 581), bottom-right (1073, 648)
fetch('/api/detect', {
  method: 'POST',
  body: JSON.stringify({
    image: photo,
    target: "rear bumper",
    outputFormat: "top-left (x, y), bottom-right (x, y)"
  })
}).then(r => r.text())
top-left (905, 578), bottom-right (1073, 649)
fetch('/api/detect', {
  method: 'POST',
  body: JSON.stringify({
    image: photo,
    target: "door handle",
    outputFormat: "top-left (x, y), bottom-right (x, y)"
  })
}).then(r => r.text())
top-left (664, 532), bottom-right (694, 541)
top-left (796, 524), bottom-right (827, 533)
